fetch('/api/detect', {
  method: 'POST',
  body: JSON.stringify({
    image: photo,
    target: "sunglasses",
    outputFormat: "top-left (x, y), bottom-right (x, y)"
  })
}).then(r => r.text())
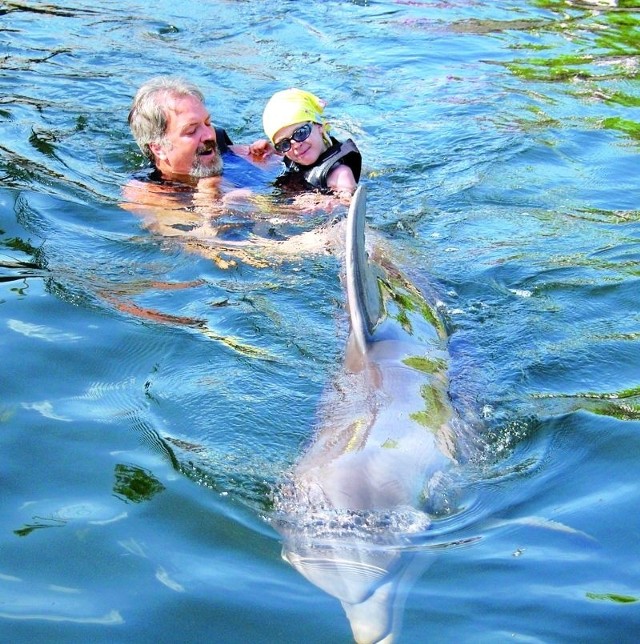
top-left (274, 122), bottom-right (313, 153)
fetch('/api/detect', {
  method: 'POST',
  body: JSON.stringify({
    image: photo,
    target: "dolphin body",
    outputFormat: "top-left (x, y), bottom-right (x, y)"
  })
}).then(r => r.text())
top-left (274, 186), bottom-right (460, 643)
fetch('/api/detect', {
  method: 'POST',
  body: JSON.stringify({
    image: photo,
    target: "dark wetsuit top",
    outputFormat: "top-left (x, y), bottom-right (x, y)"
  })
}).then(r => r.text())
top-left (276, 136), bottom-right (362, 193)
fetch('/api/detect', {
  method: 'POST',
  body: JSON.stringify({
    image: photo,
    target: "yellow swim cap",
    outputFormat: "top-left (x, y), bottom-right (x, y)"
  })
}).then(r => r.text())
top-left (262, 88), bottom-right (325, 143)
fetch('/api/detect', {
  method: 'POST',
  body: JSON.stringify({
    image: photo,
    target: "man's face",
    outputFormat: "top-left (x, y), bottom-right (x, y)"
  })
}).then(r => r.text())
top-left (151, 94), bottom-right (223, 179)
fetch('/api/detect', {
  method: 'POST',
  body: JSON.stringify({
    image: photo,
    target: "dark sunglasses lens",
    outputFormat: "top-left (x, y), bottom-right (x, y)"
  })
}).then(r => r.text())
top-left (274, 123), bottom-right (311, 153)
top-left (292, 123), bottom-right (312, 142)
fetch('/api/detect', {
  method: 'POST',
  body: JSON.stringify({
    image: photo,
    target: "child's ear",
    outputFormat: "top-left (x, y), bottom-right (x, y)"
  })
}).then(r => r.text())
top-left (319, 124), bottom-right (330, 145)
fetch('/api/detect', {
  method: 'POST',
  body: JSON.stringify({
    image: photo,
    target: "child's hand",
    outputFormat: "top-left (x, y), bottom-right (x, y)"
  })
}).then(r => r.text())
top-left (291, 192), bottom-right (342, 213)
top-left (248, 138), bottom-right (275, 158)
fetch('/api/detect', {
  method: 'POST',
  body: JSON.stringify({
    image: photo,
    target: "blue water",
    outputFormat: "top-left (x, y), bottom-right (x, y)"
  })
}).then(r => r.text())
top-left (1, 1), bottom-right (640, 642)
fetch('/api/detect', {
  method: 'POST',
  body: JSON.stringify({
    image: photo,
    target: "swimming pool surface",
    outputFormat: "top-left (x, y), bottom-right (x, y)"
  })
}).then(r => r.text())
top-left (1, 1), bottom-right (639, 642)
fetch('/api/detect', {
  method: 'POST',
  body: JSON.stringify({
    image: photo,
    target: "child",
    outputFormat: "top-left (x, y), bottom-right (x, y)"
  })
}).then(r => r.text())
top-left (262, 88), bottom-right (361, 201)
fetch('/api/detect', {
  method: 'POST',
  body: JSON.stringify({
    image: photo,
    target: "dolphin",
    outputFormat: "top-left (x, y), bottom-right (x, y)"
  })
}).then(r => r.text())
top-left (273, 185), bottom-right (461, 643)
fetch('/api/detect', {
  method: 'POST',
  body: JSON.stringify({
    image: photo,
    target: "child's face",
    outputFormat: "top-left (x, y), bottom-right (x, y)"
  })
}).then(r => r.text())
top-left (273, 121), bottom-right (327, 166)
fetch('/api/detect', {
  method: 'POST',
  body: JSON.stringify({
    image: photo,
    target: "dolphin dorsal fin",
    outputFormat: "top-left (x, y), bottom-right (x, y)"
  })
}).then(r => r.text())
top-left (345, 185), bottom-right (383, 356)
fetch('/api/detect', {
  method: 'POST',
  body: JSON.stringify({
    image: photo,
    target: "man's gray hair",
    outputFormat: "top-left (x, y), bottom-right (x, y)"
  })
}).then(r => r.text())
top-left (128, 76), bottom-right (206, 161)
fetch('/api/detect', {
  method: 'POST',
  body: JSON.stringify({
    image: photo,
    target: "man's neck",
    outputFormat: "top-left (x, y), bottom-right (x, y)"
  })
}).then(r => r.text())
top-left (154, 166), bottom-right (199, 186)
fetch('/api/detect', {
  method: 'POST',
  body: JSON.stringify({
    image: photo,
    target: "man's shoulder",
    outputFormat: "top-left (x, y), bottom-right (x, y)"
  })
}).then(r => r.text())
top-left (121, 172), bottom-right (194, 214)
top-left (215, 126), bottom-right (233, 153)
top-left (130, 166), bottom-right (195, 192)
top-left (131, 166), bottom-right (158, 182)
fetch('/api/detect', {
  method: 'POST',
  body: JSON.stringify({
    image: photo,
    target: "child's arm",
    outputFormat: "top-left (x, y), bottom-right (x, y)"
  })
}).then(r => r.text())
top-left (248, 138), bottom-right (276, 158)
top-left (229, 139), bottom-right (279, 169)
top-left (327, 163), bottom-right (358, 201)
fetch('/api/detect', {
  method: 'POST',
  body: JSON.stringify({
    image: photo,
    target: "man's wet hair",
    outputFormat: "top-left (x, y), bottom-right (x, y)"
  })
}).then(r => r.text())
top-left (129, 76), bottom-right (206, 161)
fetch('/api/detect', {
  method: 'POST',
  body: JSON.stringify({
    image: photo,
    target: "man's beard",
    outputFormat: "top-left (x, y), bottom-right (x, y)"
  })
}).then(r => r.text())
top-left (191, 141), bottom-right (223, 178)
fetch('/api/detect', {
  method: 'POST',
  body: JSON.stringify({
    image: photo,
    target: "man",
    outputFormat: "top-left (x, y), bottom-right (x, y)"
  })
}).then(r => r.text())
top-left (127, 75), bottom-right (274, 188)
top-left (123, 77), bottom-right (279, 263)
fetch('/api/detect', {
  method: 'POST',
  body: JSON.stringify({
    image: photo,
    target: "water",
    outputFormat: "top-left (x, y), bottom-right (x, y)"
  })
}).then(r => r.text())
top-left (1, 1), bottom-right (639, 642)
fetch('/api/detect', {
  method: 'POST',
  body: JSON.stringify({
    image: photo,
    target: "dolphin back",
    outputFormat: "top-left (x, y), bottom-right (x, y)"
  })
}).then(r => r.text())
top-left (275, 185), bottom-right (459, 644)
top-left (345, 185), bottom-right (383, 356)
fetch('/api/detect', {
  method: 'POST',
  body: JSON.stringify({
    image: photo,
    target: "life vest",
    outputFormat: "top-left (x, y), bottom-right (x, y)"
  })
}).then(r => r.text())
top-left (283, 137), bottom-right (362, 191)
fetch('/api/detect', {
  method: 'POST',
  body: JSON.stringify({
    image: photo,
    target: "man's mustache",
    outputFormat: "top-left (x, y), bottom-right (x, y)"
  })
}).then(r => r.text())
top-left (197, 140), bottom-right (219, 156)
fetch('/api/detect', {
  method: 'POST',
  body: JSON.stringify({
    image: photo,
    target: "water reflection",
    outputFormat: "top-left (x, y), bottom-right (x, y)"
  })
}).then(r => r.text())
top-left (113, 464), bottom-right (165, 504)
